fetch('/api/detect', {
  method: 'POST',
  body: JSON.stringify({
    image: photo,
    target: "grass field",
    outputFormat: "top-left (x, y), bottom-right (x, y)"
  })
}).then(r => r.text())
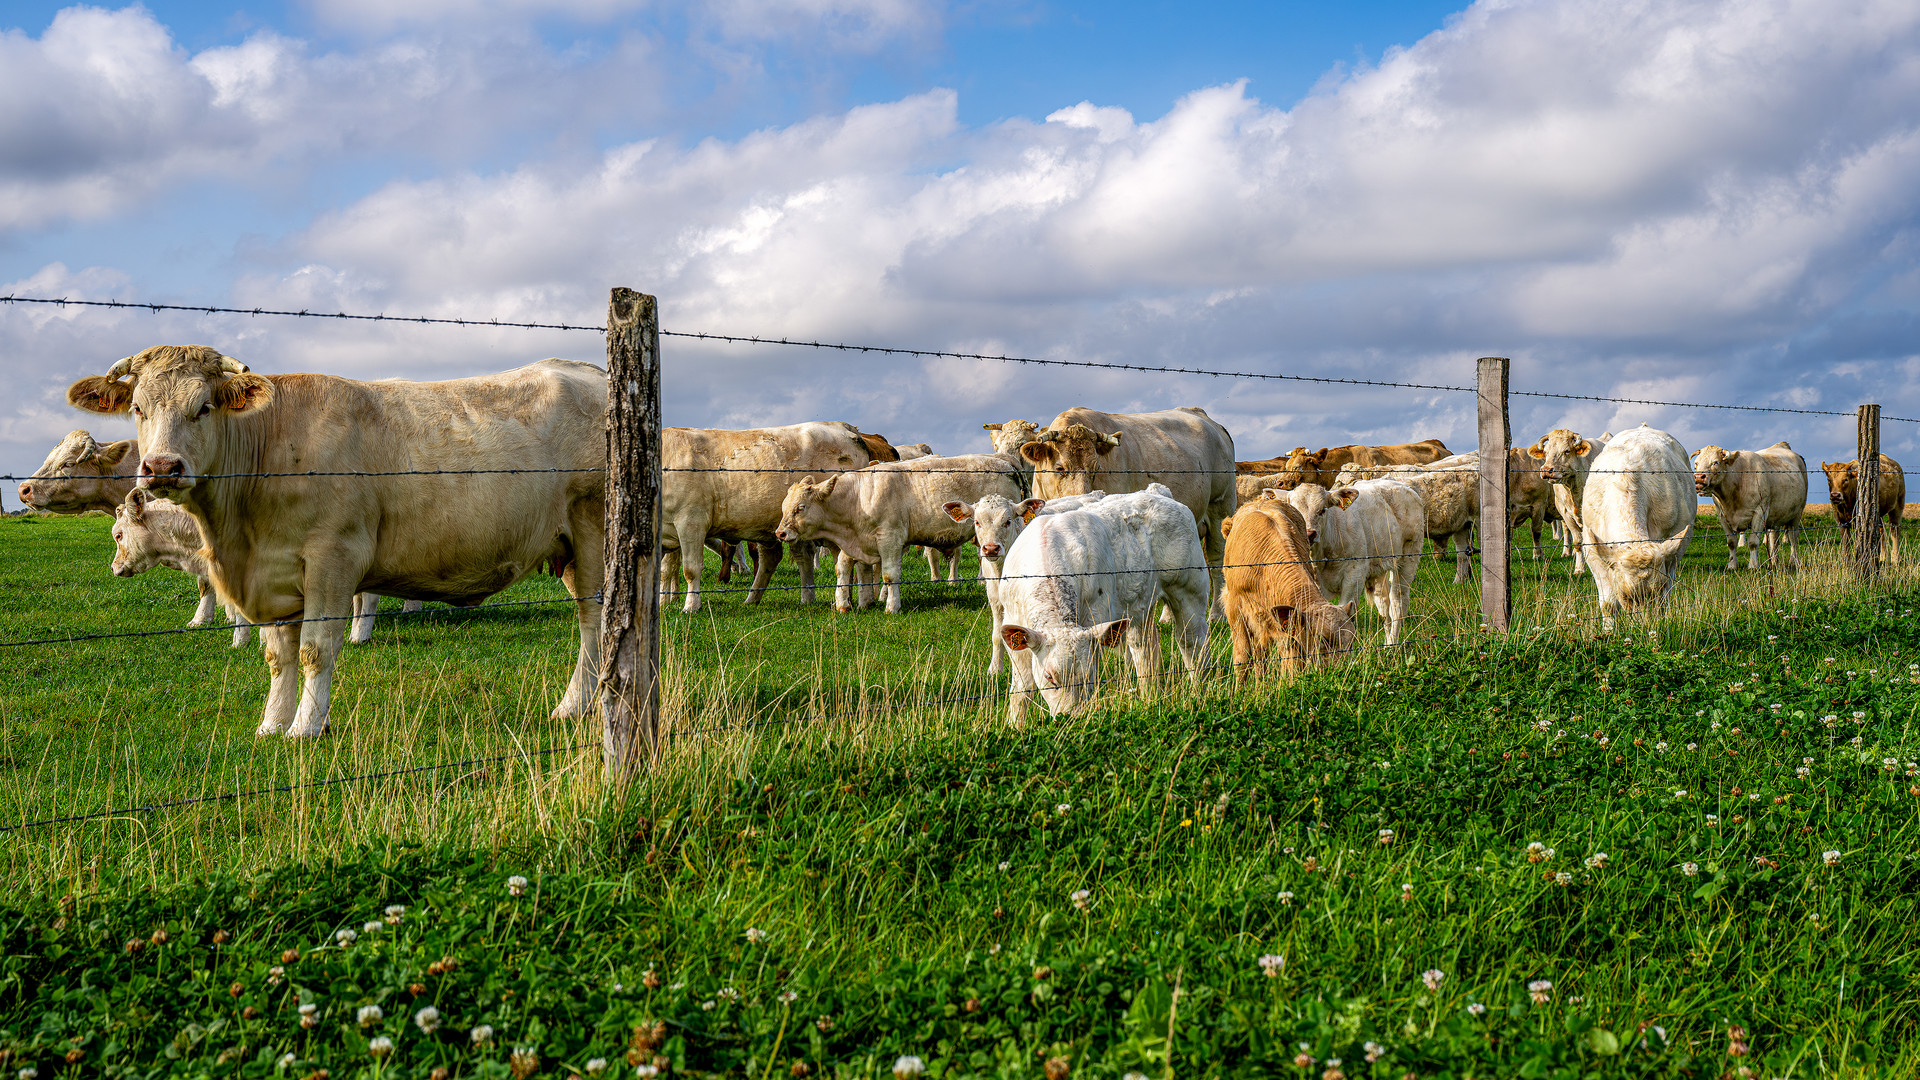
top-left (4, 508), bottom-right (1920, 1076)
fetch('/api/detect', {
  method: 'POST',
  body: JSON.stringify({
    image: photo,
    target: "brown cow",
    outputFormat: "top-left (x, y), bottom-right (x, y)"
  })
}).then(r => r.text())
top-left (1220, 499), bottom-right (1356, 681)
top-left (856, 430), bottom-right (900, 463)
top-left (66, 346), bottom-right (607, 738)
top-left (1262, 439), bottom-right (1453, 490)
top-left (1822, 456), bottom-right (1905, 562)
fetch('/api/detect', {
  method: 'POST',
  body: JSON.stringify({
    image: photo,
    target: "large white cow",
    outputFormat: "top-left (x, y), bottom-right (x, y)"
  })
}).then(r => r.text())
top-left (1333, 459), bottom-right (1477, 583)
top-left (997, 489), bottom-right (1211, 724)
top-left (775, 454), bottom-right (1025, 614)
top-left (67, 346), bottom-right (607, 738)
top-left (1693, 442), bottom-right (1807, 570)
top-left (943, 489), bottom-right (1110, 674)
top-left (661, 422), bottom-right (873, 614)
top-left (1017, 407), bottom-right (1236, 609)
top-left (1529, 429), bottom-right (1611, 572)
top-left (1281, 479), bottom-right (1425, 646)
top-left (1580, 424), bottom-right (1696, 629)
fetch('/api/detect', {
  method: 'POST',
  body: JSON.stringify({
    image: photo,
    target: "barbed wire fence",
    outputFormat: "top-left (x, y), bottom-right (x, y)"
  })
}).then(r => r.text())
top-left (2, 288), bottom-right (1915, 836)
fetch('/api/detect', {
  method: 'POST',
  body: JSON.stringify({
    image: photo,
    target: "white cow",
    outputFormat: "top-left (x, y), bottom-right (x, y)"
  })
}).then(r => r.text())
top-left (1693, 442), bottom-right (1806, 570)
top-left (943, 490), bottom-right (1109, 674)
top-left (1333, 459), bottom-right (1477, 583)
top-left (1280, 480), bottom-right (1425, 646)
top-left (1529, 429), bottom-right (1611, 572)
top-left (997, 488), bottom-right (1211, 724)
top-left (1581, 424), bottom-right (1696, 629)
top-left (775, 454), bottom-right (1025, 614)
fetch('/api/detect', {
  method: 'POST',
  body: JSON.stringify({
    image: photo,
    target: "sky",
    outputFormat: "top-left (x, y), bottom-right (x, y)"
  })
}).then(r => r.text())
top-left (5, 0), bottom-right (1920, 508)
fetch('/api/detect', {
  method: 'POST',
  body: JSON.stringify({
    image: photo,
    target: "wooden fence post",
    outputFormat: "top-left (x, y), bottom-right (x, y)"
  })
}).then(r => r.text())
top-left (1477, 357), bottom-right (1511, 634)
top-left (601, 288), bottom-right (663, 779)
top-left (1857, 403), bottom-right (1881, 582)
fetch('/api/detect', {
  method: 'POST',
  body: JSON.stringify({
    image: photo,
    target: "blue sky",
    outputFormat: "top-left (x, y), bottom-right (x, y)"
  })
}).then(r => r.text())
top-left (4, 0), bottom-right (1920, 499)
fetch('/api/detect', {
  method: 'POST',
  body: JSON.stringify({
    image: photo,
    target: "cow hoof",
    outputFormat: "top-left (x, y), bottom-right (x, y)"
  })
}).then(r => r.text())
top-left (282, 726), bottom-right (327, 740)
top-left (254, 724), bottom-right (285, 737)
top-left (835, 605), bottom-right (852, 614)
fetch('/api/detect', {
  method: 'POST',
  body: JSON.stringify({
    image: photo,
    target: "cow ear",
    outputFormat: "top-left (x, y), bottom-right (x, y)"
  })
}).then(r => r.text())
top-left (68, 376), bottom-right (133, 414)
top-left (123, 487), bottom-right (154, 520)
top-left (1333, 487), bottom-right (1360, 509)
top-left (817, 474), bottom-right (838, 496)
top-left (1020, 442), bottom-right (1055, 465)
top-left (1573, 440), bottom-right (1590, 456)
top-left (1341, 600), bottom-right (1356, 618)
top-left (1219, 517), bottom-right (1235, 537)
top-left (942, 500), bottom-right (971, 523)
top-left (1271, 604), bottom-right (1295, 629)
top-left (1095, 619), bottom-right (1130, 648)
top-left (95, 439), bottom-right (135, 467)
top-left (1261, 488), bottom-right (1284, 500)
top-left (213, 373), bottom-right (274, 413)
top-left (1019, 498), bottom-right (1046, 522)
top-left (1001, 623), bottom-right (1036, 651)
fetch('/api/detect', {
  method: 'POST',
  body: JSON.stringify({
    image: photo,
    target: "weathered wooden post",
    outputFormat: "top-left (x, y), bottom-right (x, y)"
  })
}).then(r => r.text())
top-left (601, 288), bottom-right (663, 779)
top-left (1477, 357), bottom-right (1511, 633)
top-left (1857, 403), bottom-right (1881, 582)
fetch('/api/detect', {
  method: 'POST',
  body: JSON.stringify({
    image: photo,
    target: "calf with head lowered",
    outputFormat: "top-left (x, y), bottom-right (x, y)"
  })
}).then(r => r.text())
top-left (68, 345), bottom-right (608, 738)
top-left (1220, 498), bottom-right (1356, 680)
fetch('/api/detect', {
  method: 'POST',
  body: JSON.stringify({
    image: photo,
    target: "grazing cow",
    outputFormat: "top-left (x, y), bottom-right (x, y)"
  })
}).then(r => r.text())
top-left (1018, 406), bottom-right (1236, 610)
top-left (943, 490), bottom-right (1108, 674)
top-left (1334, 459), bottom-right (1477, 584)
top-left (67, 346), bottom-right (607, 738)
top-left (776, 454), bottom-right (1024, 613)
top-left (1693, 443), bottom-right (1808, 570)
top-left (1578, 425), bottom-right (1694, 629)
top-left (1260, 440), bottom-right (1453, 490)
top-left (661, 422), bottom-right (873, 613)
top-left (1220, 499), bottom-right (1357, 680)
top-left (1529, 429), bottom-right (1611, 573)
top-left (1282, 480), bottom-right (1424, 646)
top-left (1821, 455), bottom-right (1906, 562)
top-left (18, 429), bottom-right (137, 512)
top-left (998, 489), bottom-right (1211, 723)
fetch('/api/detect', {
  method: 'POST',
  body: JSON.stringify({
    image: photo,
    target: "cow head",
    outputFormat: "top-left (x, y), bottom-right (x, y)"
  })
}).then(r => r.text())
top-left (1821, 461), bottom-right (1857, 518)
top-left (1262, 446), bottom-right (1321, 490)
top-left (1528, 428), bottom-right (1592, 485)
top-left (1021, 424), bottom-right (1120, 496)
top-left (66, 346), bottom-right (274, 496)
top-left (1000, 618), bottom-right (1129, 715)
top-left (983, 419), bottom-right (1041, 457)
top-left (1692, 445), bottom-right (1735, 495)
top-left (17, 429), bottom-right (137, 512)
top-left (944, 494), bottom-right (1046, 563)
top-left (109, 488), bottom-right (167, 577)
top-left (775, 474), bottom-right (838, 543)
top-left (1282, 482), bottom-right (1356, 544)
top-left (1273, 599), bottom-right (1358, 665)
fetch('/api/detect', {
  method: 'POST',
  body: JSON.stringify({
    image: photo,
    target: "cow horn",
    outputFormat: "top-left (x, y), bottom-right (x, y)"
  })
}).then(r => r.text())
top-left (1098, 431), bottom-right (1122, 447)
top-left (1038, 430), bottom-right (1060, 443)
top-left (218, 355), bottom-right (249, 374)
top-left (106, 356), bottom-right (134, 378)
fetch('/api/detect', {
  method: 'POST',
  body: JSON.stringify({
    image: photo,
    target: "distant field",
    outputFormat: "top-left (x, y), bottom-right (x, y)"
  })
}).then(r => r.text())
top-left (5, 507), bottom-right (1920, 1075)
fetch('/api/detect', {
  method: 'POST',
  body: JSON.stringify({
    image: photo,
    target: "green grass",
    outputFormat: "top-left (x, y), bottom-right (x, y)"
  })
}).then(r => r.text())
top-left (5, 510), bottom-right (1920, 1076)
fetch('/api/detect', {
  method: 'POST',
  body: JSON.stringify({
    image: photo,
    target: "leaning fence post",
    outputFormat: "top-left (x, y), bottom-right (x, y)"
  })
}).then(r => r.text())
top-left (601, 288), bottom-right (664, 779)
top-left (1477, 357), bottom-right (1511, 634)
top-left (1857, 403), bottom-right (1882, 582)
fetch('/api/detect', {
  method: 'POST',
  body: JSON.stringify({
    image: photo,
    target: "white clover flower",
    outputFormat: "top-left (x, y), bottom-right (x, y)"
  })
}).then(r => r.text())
top-left (745, 927), bottom-right (767, 944)
top-left (893, 1055), bottom-right (926, 1079)
top-left (1467, 1002), bottom-right (1487, 1016)
top-left (471, 1024), bottom-right (495, 1045)
top-left (299, 1002), bottom-right (320, 1029)
top-left (997, 861), bottom-right (1011, 872)
top-left (1686, 743), bottom-right (1698, 751)
top-left (1706, 815), bottom-right (1720, 826)
top-left (268, 965), bottom-right (285, 985)
top-left (1055, 803), bottom-right (1071, 816)
top-left (1681, 860), bottom-right (1699, 875)
top-left (1673, 789), bottom-right (1688, 799)
top-left (1258, 953), bottom-right (1286, 976)
top-left (368, 1036), bottom-right (394, 1057)
top-left (1824, 850), bottom-right (1842, 866)
top-left (277, 1053), bottom-right (297, 1069)
top-left (363, 921), bottom-right (384, 935)
top-left (1553, 871), bottom-right (1573, 886)
top-left (1378, 829), bottom-right (1395, 844)
top-left (17, 1069), bottom-right (37, 1080)
top-left (779, 990), bottom-right (798, 1004)
top-left (384, 904), bottom-right (406, 925)
top-left (358, 1004), bottom-right (384, 1027)
top-left (719, 986), bottom-right (740, 1002)
top-left (1851, 736), bottom-right (1865, 747)
top-left (1364, 1041), bottom-right (1385, 1062)
top-left (507, 875), bottom-right (530, 897)
top-left (335, 928), bottom-right (358, 946)
top-left (637, 1066), bottom-right (660, 1078)
top-left (1422, 969), bottom-right (1445, 992)
top-left (1070, 889), bottom-right (1092, 911)
top-left (586, 1060), bottom-right (609, 1076)
top-left (700, 1001), bottom-right (715, 1011)
top-left (1583, 853), bottom-right (1609, 869)
top-left (1655, 741), bottom-right (1669, 752)
top-left (1527, 979), bottom-right (1554, 1004)
top-left (414, 1006), bottom-right (441, 1034)
top-left (1277, 891), bottom-right (1294, 905)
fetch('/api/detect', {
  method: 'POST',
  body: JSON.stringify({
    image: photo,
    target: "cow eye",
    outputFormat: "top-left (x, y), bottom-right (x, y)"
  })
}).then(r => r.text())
top-left (131, 405), bottom-right (144, 418)
top-left (195, 403), bottom-right (212, 419)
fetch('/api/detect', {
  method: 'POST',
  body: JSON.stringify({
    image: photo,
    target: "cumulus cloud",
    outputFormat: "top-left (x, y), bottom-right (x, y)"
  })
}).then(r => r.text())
top-left (6, 0), bottom-right (1920, 490)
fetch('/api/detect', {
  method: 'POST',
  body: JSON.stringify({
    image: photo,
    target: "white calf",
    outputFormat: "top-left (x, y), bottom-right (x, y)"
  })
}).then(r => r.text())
top-left (1282, 480), bottom-right (1425, 646)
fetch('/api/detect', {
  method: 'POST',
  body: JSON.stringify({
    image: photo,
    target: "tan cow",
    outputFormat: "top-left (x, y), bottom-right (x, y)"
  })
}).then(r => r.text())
top-left (1220, 499), bottom-right (1357, 680)
top-left (18, 429), bottom-right (137, 512)
top-left (67, 346), bottom-right (606, 738)
top-left (855, 430), bottom-right (900, 463)
top-left (1263, 439), bottom-right (1453, 491)
top-left (1529, 429), bottom-right (1610, 573)
top-left (661, 422), bottom-right (873, 613)
top-left (982, 420), bottom-right (1041, 455)
top-left (1693, 443), bottom-right (1807, 570)
top-left (1018, 406), bottom-right (1236, 610)
top-left (1821, 455), bottom-right (1905, 562)
top-left (776, 454), bottom-right (1024, 614)
top-left (1235, 472), bottom-right (1293, 503)
top-left (896, 443), bottom-right (935, 459)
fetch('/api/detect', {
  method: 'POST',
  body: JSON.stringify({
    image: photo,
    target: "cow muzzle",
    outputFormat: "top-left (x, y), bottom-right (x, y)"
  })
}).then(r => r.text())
top-left (774, 527), bottom-right (797, 543)
top-left (981, 543), bottom-right (1002, 559)
top-left (139, 455), bottom-right (190, 491)
top-left (16, 482), bottom-right (36, 507)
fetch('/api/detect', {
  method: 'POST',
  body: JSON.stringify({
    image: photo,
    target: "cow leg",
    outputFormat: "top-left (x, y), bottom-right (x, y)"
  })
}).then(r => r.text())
top-left (189, 575), bottom-right (221, 627)
top-left (1746, 515), bottom-right (1764, 570)
top-left (230, 607), bottom-right (252, 649)
top-left (713, 539), bottom-right (733, 584)
top-left (921, 545), bottom-right (939, 582)
top-left (786, 541), bottom-right (812, 604)
top-left (984, 567), bottom-right (1008, 675)
top-left (658, 547), bottom-right (683, 606)
top-left (348, 593), bottom-right (377, 644)
top-left (680, 523), bottom-right (711, 613)
top-left (945, 546), bottom-right (962, 582)
top-left (257, 622), bottom-right (301, 736)
top-left (1787, 520), bottom-right (1802, 570)
top-left (553, 503), bottom-right (607, 720)
top-left (1170, 588), bottom-right (1211, 685)
top-left (857, 558), bottom-right (878, 609)
top-left (1890, 510), bottom-right (1902, 564)
top-left (1529, 511), bottom-right (1544, 561)
top-left (284, 573), bottom-right (355, 739)
top-left (1228, 600), bottom-right (1256, 685)
top-left (402, 599), bottom-right (423, 615)
top-left (1005, 644), bottom-right (1038, 728)
top-left (1452, 525), bottom-right (1473, 584)
top-left (880, 541), bottom-right (906, 615)
top-left (1203, 514), bottom-right (1228, 623)
top-left (834, 551), bottom-right (856, 612)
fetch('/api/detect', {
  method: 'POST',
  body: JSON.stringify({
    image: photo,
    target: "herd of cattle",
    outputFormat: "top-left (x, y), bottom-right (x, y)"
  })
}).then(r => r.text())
top-left (16, 346), bottom-right (1909, 733)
